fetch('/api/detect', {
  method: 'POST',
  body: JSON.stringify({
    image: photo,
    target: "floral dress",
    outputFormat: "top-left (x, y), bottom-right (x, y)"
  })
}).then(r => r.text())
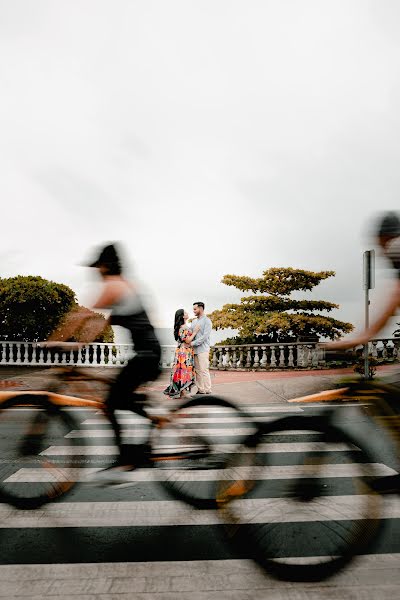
top-left (163, 325), bottom-right (195, 398)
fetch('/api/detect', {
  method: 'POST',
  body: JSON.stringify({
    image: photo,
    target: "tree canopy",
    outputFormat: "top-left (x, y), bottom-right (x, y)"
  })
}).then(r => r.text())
top-left (210, 267), bottom-right (353, 344)
top-left (0, 275), bottom-right (113, 343)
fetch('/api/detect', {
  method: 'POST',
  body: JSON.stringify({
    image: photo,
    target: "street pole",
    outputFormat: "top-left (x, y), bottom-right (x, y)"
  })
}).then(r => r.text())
top-left (363, 250), bottom-right (375, 379)
top-left (364, 286), bottom-right (369, 379)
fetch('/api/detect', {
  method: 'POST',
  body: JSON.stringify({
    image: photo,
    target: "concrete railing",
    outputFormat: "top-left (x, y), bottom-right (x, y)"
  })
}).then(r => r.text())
top-left (0, 342), bottom-right (176, 369)
top-left (210, 338), bottom-right (400, 370)
top-left (210, 342), bottom-right (323, 370)
top-left (0, 339), bottom-right (398, 370)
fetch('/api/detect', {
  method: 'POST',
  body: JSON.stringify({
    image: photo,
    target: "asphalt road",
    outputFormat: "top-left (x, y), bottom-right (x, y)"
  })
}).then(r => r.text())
top-left (0, 398), bottom-right (399, 599)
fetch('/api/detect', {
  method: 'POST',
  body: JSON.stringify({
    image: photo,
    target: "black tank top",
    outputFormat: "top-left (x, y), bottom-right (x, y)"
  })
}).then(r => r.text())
top-left (109, 289), bottom-right (160, 354)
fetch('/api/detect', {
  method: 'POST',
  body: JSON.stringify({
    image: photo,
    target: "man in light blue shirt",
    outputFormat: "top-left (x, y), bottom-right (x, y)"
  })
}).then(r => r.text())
top-left (189, 301), bottom-right (212, 394)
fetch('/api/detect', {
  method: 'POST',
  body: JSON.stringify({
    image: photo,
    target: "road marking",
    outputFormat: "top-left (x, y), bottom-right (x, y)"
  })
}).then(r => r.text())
top-left (81, 416), bottom-right (279, 425)
top-left (65, 427), bottom-right (259, 438)
top-left (0, 496), bottom-right (396, 528)
top-left (4, 462), bottom-right (394, 483)
top-left (0, 554), bottom-right (399, 581)
top-left (40, 442), bottom-right (362, 456)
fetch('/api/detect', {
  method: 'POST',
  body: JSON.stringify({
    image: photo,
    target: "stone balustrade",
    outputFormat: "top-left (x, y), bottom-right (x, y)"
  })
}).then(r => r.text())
top-left (0, 342), bottom-right (178, 369)
top-left (0, 338), bottom-right (398, 370)
top-left (211, 338), bottom-right (399, 370)
top-left (210, 342), bottom-right (324, 370)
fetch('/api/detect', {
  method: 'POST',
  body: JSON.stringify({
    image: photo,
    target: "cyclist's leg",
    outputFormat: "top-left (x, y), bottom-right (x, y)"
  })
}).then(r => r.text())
top-left (104, 351), bottom-right (161, 460)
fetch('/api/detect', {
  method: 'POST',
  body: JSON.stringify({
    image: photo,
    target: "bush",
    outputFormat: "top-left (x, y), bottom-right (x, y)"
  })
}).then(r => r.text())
top-left (354, 356), bottom-right (378, 380)
top-left (0, 276), bottom-right (75, 342)
top-left (0, 275), bottom-right (114, 343)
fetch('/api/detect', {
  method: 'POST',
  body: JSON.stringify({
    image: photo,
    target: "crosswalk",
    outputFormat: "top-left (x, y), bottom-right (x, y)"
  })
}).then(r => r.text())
top-left (1, 400), bottom-right (400, 597)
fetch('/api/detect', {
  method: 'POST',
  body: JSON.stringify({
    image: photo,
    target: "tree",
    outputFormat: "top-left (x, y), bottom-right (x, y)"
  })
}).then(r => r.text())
top-left (209, 267), bottom-right (353, 344)
top-left (0, 275), bottom-right (113, 343)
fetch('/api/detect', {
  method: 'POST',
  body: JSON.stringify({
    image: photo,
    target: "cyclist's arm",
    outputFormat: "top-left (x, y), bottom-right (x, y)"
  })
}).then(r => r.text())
top-left (326, 279), bottom-right (400, 350)
top-left (92, 280), bottom-right (132, 309)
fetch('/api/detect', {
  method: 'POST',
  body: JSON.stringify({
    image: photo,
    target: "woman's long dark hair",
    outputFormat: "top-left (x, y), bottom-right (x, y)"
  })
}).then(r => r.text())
top-left (174, 309), bottom-right (185, 341)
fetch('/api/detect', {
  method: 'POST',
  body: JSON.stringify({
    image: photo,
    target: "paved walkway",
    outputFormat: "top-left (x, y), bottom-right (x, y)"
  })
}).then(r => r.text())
top-left (1, 364), bottom-right (399, 407)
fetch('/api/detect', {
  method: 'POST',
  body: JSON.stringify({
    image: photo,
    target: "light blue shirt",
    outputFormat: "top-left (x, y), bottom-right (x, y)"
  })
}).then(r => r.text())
top-left (190, 315), bottom-right (212, 355)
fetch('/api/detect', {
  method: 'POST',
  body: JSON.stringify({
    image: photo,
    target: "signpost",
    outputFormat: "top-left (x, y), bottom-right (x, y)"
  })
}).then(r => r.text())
top-left (363, 250), bottom-right (375, 379)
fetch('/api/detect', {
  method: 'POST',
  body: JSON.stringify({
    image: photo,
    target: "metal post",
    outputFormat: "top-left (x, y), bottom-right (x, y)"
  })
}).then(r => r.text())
top-left (363, 250), bottom-right (375, 379)
top-left (364, 287), bottom-right (369, 379)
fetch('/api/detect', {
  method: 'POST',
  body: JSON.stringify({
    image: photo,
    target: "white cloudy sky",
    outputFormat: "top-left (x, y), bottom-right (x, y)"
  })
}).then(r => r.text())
top-left (1, 0), bottom-right (399, 338)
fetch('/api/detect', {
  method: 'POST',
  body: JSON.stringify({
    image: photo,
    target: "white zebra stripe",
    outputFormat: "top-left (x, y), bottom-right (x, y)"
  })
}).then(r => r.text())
top-left (40, 442), bottom-right (362, 456)
top-left (81, 416), bottom-right (278, 425)
top-left (65, 428), bottom-right (259, 438)
top-left (0, 496), bottom-right (396, 528)
top-left (4, 462), bottom-right (395, 483)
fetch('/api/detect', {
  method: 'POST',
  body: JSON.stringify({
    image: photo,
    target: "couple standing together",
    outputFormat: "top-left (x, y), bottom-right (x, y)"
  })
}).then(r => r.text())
top-left (164, 302), bottom-right (212, 399)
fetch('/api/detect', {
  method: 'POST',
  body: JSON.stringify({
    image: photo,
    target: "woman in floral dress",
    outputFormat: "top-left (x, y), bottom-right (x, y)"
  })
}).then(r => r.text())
top-left (163, 309), bottom-right (200, 399)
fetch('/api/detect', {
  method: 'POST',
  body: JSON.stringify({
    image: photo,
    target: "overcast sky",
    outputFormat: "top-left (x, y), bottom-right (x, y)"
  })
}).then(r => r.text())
top-left (1, 0), bottom-right (399, 339)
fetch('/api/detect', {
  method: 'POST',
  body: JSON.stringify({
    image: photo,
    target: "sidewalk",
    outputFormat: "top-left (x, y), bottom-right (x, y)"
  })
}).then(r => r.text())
top-left (2, 364), bottom-right (398, 407)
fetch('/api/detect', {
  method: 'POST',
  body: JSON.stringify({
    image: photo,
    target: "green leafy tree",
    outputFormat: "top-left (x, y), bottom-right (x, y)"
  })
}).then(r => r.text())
top-left (0, 275), bottom-right (113, 343)
top-left (210, 267), bottom-right (353, 344)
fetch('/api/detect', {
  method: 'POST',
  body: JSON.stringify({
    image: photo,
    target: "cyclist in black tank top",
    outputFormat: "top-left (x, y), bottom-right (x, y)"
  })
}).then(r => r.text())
top-left (87, 243), bottom-right (161, 474)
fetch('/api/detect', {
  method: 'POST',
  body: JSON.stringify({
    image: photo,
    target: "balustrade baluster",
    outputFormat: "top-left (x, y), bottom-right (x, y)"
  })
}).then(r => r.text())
top-left (16, 343), bottom-right (21, 365)
top-left (270, 346), bottom-right (277, 368)
top-left (238, 349), bottom-right (244, 368)
top-left (253, 346), bottom-right (260, 369)
top-left (288, 345), bottom-right (294, 367)
top-left (296, 345), bottom-right (302, 367)
top-left (371, 341), bottom-right (378, 358)
top-left (38, 347), bottom-right (44, 365)
top-left (231, 348), bottom-right (237, 369)
top-left (99, 345), bottom-right (105, 366)
top-left (77, 346), bottom-right (83, 365)
top-left (31, 344), bottom-right (37, 365)
top-left (60, 348), bottom-right (67, 365)
top-left (382, 340), bottom-right (388, 360)
top-left (245, 347), bottom-right (252, 368)
top-left (120, 346), bottom-right (126, 366)
top-left (116, 346), bottom-right (122, 366)
top-left (260, 347), bottom-right (267, 368)
top-left (311, 345), bottom-right (319, 367)
top-left (22, 343), bottom-right (29, 364)
top-left (1, 343), bottom-right (6, 364)
top-left (279, 345), bottom-right (285, 367)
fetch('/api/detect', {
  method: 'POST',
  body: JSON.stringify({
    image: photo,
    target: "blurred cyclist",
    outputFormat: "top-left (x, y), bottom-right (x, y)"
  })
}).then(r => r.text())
top-left (87, 243), bottom-right (161, 481)
top-left (326, 212), bottom-right (400, 364)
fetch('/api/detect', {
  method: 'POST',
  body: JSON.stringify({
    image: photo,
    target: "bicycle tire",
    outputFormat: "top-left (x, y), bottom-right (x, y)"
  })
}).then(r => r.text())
top-left (0, 393), bottom-right (82, 509)
top-left (153, 395), bottom-right (256, 509)
top-left (217, 413), bottom-right (384, 581)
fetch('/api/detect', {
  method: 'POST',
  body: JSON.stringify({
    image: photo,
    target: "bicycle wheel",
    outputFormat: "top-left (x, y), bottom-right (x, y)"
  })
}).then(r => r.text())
top-left (217, 414), bottom-right (384, 581)
top-left (0, 394), bottom-right (82, 509)
top-left (153, 396), bottom-right (256, 508)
